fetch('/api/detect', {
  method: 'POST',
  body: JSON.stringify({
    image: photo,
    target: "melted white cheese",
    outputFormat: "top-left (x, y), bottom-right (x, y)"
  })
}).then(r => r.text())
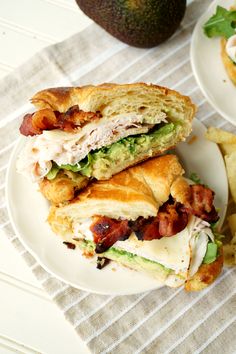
top-left (73, 215), bottom-right (213, 276)
top-left (115, 228), bottom-right (191, 273)
top-left (73, 218), bottom-right (94, 241)
top-left (226, 34), bottom-right (236, 63)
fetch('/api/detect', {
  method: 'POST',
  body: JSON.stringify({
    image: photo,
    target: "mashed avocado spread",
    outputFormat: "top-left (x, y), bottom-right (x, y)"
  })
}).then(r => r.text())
top-left (47, 122), bottom-right (180, 180)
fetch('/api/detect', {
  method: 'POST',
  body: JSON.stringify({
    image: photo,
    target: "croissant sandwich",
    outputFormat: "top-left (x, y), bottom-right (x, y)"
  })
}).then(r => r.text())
top-left (17, 83), bottom-right (196, 204)
top-left (48, 155), bottom-right (223, 291)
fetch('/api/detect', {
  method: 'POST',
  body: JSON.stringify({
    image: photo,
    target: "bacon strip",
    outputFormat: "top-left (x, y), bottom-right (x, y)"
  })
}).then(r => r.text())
top-left (128, 217), bottom-right (161, 241)
top-left (129, 201), bottom-right (189, 241)
top-left (90, 217), bottom-right (131, 253)
top-left (181, 184), bottom-right (219, 223)
top-left (19, 105), bottom-right (101, 136)
top-left (89, 184), bottom-right (219, 251)
top-left (19, 114), bottom-right (41, 136)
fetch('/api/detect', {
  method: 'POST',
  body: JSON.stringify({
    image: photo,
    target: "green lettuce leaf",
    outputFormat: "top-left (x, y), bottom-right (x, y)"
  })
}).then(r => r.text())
top-left (59, 164), bottom-right (81, 172)
top-left (203, 6), bottom-right (236, 39)
top-left (46, 163), bottom-right (60, 180)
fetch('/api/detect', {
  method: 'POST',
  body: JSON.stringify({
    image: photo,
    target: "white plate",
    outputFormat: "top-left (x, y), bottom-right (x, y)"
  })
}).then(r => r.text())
top-left (190, 0), bottom-right (236, 126)
top-left (6, 119), bottom-right (228, 295)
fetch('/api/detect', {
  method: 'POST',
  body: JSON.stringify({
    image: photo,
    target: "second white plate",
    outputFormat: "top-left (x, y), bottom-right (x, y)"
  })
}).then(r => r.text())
top-left (6, 119), bottom-right (228, 295)
top-left (191, 0), bottom-right (236, 126)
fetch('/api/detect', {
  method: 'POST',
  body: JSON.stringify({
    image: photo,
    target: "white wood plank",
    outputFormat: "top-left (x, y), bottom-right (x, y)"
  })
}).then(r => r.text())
top-left (0, 233), bottom-right (41, 287)
top-left (0, 334), bottom-right (39, 354)
top-left (0, 0), bottom-right (92, 42)
top-left (0, 280), bottom-right (90, 354)
top-left (0, 68), bottom-right (9, 79)
top-left (0, 61), bottom-right (13, 71)
top-left (41, 0), bottom-right (80, 12)
top-left (0, 24), bottom-right (48, 68)
top-left (0, 270), bottom-right (48, 300)
top-left (0, 344), bottom-right (24, 354)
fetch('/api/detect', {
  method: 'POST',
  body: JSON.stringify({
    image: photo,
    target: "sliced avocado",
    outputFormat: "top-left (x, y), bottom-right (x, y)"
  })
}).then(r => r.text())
top-left (75, 0), bottom-right (186, 48)
top-left (203, 243), bottom-right (218, 264)
top-left (78, 239), bottom-right (172, 282)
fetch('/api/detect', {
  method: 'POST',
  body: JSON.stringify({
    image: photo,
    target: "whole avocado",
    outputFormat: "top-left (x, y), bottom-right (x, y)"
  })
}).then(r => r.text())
top-left (75, 0), bottom-right (187, 48)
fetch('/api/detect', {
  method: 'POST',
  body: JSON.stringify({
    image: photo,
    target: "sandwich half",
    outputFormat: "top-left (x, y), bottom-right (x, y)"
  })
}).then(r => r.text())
top-left (17, 83), bottom-right (196, 204)
top-left (48, 155), bottom-right (223, 291)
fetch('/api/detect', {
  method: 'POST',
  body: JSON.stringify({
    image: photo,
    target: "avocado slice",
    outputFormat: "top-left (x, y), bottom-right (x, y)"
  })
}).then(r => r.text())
top-left (75, 0), bottom-right (186, 48)
top-left (78, 239), bottom-right (172, 282)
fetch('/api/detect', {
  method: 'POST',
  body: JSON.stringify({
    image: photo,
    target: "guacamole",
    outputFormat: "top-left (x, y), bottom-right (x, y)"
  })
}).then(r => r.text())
top-left (47, 122), bottom-right (180, 180)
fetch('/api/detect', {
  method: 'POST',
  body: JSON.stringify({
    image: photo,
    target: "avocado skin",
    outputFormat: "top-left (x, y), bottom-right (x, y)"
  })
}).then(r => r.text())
top-left (75, 0), bottom-right (186, 48)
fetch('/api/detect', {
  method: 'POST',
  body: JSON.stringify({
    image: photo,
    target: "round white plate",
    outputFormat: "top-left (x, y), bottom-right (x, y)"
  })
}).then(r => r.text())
top-left (6, 119), bottom-right (228, 295)
top-left (191, 0), bottom-right (236, 126)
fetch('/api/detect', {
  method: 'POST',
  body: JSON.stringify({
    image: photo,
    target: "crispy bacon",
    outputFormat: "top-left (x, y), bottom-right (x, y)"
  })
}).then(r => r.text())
top-left (89, 184), bottom-right (219, 252)
top-left (19, 105), bottom-right (101, 136)
top-left (128, 217), bottom-right (161, 241)
top-left (90, 216), bottom-right (132, 253)
top-left (181, 184), bottom-right (219, 223)
top-left (129, 201), bottom-right (189, 241)
top-left (90, 201), bottom-right (189, 250)
top-left (19, 114), bottom-right (41, 136)
top-left (158, 202), bottom-right (189, 237)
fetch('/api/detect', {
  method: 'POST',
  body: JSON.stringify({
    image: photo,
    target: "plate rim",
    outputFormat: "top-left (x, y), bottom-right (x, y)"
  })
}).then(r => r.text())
top-left (5, 119), bottom-right (228, 295)
top-left (190, 0), bottom-right (236, 126)
top-left (5, 140), bottom-right (161, 295)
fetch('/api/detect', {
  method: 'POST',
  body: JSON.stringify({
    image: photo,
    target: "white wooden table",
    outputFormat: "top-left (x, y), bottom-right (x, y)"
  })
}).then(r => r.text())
top-left (0, 1), bottom-right (92, 353)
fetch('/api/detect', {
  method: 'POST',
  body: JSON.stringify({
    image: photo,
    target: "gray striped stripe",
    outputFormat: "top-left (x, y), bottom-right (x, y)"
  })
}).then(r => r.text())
top-left (193, 314), bottom-right (236, 354)
top-left (164, 288), bottom-right (236, 354)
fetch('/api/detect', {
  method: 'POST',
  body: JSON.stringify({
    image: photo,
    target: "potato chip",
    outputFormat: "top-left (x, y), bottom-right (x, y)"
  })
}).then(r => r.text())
top-left (225, 152), bottom-right (236, 203)
top-left (228, 214), bottom-right (236, 237)
top-left (205, 127), bottom-right (236, 144)
top-left (220, 143), bottom-right (236, 156)
top-left (223, 244), bottom-right (236, 266)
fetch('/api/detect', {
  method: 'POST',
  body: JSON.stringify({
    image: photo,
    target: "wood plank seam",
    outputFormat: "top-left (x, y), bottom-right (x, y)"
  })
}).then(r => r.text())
top-left (0, 270), bottom-right (50, 301)
top-left (0, 333), bottom-right (41, 354)
top-left (0, 17), bottom-right (55, 43)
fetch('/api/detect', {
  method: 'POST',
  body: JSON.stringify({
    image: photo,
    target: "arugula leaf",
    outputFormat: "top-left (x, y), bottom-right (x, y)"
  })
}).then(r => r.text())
top-left (203, 242), bottom-right (218, 264)
top-left (203, 6), bottom-right (236, 39)
top-left (189, 172), bottom-right (202, 184)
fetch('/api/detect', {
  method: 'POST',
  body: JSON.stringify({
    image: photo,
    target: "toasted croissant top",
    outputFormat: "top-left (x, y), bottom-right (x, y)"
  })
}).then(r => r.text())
top-left (50, 154), bottom-right (191, 222)
top-left (31, 83), bottom-right (195, 138)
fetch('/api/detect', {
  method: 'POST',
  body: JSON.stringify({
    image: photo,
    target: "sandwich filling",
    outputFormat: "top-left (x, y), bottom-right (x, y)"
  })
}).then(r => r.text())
top-left (72, 215), bottom-right (221, 285)
top-left (17, 105), bottom-right (180, 182)
top-left (77, 184), bottom-right (219, 254)
top-left (58, 183), bottom-right (221, 284)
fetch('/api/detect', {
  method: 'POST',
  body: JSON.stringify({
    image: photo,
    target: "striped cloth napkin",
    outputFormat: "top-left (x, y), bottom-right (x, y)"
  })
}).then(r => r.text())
top-left (1, 0), bottom-right (236, 353)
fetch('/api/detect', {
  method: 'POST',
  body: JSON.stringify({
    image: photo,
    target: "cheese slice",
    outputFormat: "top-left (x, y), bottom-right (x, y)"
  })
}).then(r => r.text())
top-left (73, 216), bottom-right (206, 274)
top-left (73, 215), bottom-right (215, 279)
top-left (115, 228), bottom-right (191, 273)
